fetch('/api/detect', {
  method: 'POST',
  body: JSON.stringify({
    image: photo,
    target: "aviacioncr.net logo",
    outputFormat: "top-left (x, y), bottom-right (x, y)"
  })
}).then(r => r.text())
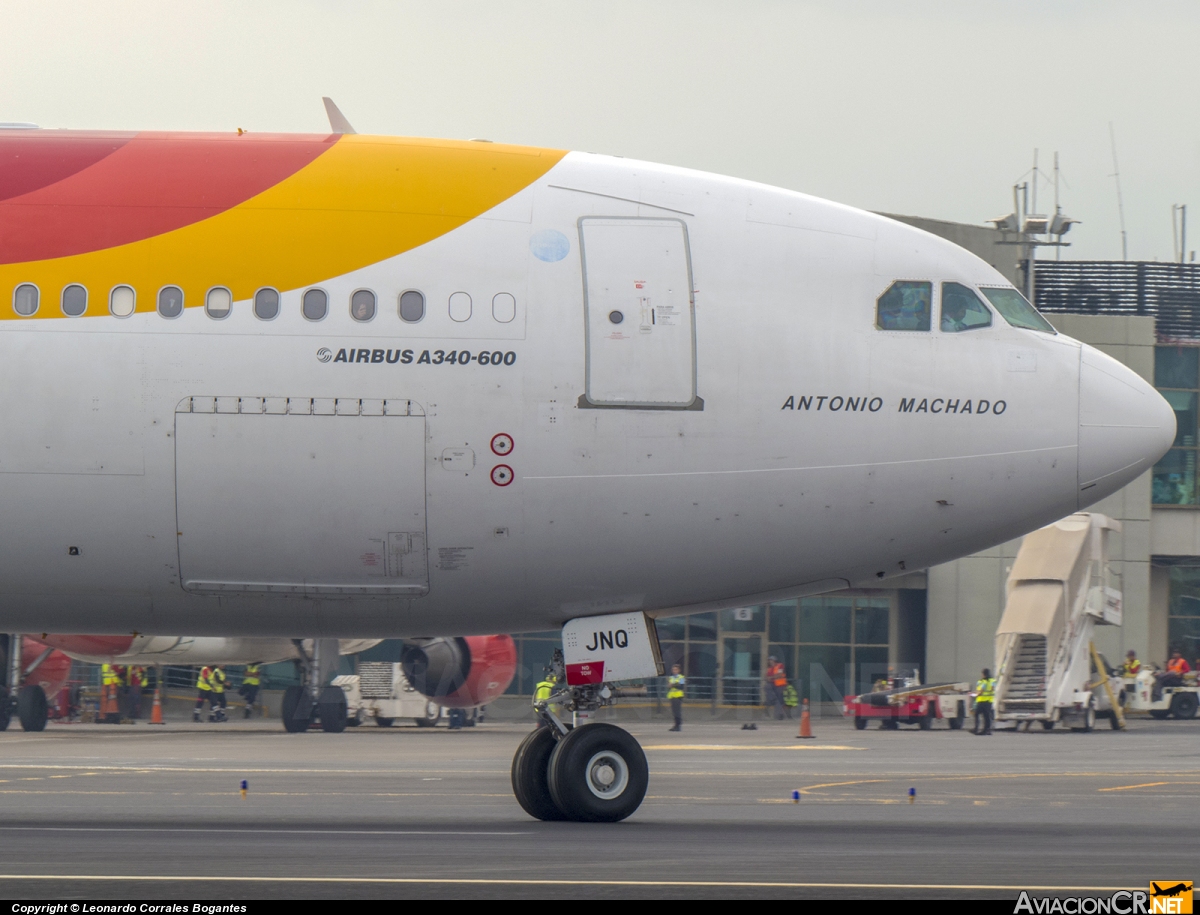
top-left (316, 347), bottom-right (332, 363)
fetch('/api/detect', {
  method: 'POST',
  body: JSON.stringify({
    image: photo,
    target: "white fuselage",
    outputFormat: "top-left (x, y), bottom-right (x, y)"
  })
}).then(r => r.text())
top-left (0, 151), bottom-right (1174, 637)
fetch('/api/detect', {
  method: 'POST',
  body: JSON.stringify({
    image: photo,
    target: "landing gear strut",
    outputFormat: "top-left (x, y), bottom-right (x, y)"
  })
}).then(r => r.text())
top-left (511, 650), bottom-right (649, 822)
top-left (282, 639), bottom-right (347, 733)
top-left (1, 635), bottom-right (48, 732)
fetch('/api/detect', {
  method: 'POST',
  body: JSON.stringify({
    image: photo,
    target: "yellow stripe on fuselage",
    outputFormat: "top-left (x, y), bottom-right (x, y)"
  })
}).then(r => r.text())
top-left (0, 136), bottom-right (566, 319)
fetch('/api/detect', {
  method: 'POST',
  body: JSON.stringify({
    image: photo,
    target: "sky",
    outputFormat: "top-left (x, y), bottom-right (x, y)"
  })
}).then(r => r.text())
top-left (2, 1), bottom-right (1198, 261)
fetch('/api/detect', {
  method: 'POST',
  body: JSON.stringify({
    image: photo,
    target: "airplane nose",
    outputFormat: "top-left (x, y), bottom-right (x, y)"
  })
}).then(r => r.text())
top-left (1078, 344), bottom-right (1175, 507)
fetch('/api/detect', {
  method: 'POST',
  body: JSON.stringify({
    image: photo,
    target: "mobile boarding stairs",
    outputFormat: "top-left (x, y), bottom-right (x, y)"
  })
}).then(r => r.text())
top-left (993, 513), bottom-right (1125, 732)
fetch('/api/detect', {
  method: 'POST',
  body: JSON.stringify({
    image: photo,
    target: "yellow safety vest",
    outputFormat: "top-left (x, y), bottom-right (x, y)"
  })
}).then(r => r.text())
top-left (210, 668), bottom-right (227, 694)
top-left (533, 678), bottom-right (555, 704)
top-left (243, 665), bottom-right (260, 686)
top-left (101, 664), bottom-right (119, 687)
top-left (196, 667), bottom-right (212, 691)
top-left (666, 674), bottom-right (686, 700)
top-left (976, 678), bottom-right (996, 703)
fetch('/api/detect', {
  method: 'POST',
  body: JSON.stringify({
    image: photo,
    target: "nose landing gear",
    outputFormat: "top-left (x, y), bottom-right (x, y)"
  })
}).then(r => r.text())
top-left (511, 650), bottom-right (649, 822)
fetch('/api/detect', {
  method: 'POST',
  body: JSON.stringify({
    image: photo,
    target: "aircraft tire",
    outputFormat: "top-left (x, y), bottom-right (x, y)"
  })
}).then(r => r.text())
top-left (375, 717), bottom-right (394, 728)
top-left (415, 700), bottom-right (440, 727)
top-left (318, 686), bottom-right (348, 733)
top-left (511, 726), bottom-right (567, 821)
top-left (1071, 699), bottom-right (1096, 732)
top-left (547, 723), bottom-right (648, 823)
top-left (281, 686), bottom-right (308, 733)
top-left (16, 686), bottom-right (46, 732)
top-left (1169, 691), bottom-right (1198, 720)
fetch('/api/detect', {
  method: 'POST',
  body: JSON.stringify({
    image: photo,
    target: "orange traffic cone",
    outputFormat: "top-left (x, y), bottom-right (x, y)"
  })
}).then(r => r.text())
top-left (149, 684), bottom-right (165, 724)
top-left (796, 698), bottom-right (815, 739)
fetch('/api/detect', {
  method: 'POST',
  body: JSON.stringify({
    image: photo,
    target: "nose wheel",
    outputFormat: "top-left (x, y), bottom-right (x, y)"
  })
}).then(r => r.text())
top-left (512, 722), bottom-right (649, 822)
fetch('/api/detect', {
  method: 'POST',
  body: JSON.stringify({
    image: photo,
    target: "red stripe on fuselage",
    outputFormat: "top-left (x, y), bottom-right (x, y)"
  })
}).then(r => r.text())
top-left (39, 634), bottom-right (135, 658)
top-left (0, 131), bottom-right (338, 265)
top-left (0, 131), bottom-right (134, 203)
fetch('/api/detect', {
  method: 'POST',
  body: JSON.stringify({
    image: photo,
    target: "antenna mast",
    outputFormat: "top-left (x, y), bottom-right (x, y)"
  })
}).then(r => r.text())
top-left (1109, 123), bottom-right (1128, 261)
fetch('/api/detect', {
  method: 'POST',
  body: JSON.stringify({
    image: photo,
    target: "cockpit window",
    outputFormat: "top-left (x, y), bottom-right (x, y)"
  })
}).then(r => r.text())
top-left (979, 286), bottom-right (1057, 334)
top-left (876, 281), bottom-right (931, 331)
top-left (940, 282), bottom-right (992, 332)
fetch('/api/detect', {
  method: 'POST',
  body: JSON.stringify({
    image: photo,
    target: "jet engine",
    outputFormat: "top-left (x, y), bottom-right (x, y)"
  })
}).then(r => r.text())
top-left (400, 635), bottom-right (517, 708)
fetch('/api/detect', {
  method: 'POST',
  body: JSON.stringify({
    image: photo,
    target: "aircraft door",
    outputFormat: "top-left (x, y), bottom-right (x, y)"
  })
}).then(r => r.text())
top-left (579, 217), bottom-right (697, 408)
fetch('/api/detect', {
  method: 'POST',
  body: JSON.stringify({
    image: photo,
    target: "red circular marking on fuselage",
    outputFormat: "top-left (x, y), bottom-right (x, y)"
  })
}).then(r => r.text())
top-left (490, 433), bottom-right (514, 456)
top-left (490, 464), bottom-right (514, 486)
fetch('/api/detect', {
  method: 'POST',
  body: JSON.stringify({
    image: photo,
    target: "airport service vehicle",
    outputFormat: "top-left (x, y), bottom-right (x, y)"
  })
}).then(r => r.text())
top-left (843, 673), bottom-right (970, 730)
top-left (41, 631), bottom-right (516, 732)
top-left (1122, 670), bottom-right (1199, 720)
top-left (993, 513), bottom-right (1126, 732)
top-left (335, 663), bottom-right (448, 728)
top-left (0, 99), bottom-right (1174, 820)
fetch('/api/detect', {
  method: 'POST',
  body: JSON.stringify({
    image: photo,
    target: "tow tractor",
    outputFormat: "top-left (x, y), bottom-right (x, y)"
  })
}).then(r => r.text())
top-left (843, 671), bottom-right (971, 730)
top-left (1122, 669), bottom-right (1199, 720)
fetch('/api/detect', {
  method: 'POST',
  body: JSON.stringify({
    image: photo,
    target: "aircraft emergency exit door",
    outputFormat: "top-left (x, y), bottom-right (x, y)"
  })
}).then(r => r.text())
top-left (579, 217), bottom-right (698, 408)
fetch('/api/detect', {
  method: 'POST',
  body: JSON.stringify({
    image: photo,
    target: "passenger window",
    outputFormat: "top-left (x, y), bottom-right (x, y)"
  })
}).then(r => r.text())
top-left (448, 291), bottom-right (472, 322)
top-left (110, 285), bottom-right (136, 317)
top-left (979, 286), bottom-right (1057, 334)
top-left (875, 281), bottom-right (931, 331)
top-left (206, 287), bottom-right (232, 319)
top-left (158, 286), bottom-right (184, 318)
top-left (492, 292), bottom-right (516, 323)
top-left (61, 284), bottom-right (87, 317)
top-left (351, 289), bottom-right (376, 322)
top-left (399, 289), bottom-right (425, 323)
top-left (254, 287), bottom-right (280, 320)
top-left (13, 284), bottom-right (38, 316)
top-left (940, 282), bottom-right (993, 332)
top-left (302, 288), bottom-right (328, 321)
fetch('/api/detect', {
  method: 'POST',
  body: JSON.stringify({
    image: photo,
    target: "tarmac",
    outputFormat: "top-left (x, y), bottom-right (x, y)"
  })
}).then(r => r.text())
top-left (0, 710), bottom-right (1195, 900)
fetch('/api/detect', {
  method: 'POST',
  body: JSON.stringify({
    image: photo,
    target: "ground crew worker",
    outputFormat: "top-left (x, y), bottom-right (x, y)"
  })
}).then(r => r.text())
top-left (194, 665), bottom-right (214, 721)
top-left (1153, 649), bottom-right (1191, 700)
top-left (533, 670), bottom-right (558, 727)
top-left (666, 664), bottom-right (686, 731)
top-left (783, 683), bottom-right (799, 718)
top-left (974, 667), bottom-right (996, 735)
top-left (101, 663), bottom-right (120, 722)
top-left (127, 665), bottom-right (146, 719)
top-left (1122, 650), bottom-right (1141, 677)
top-left (210, 665), bottom-right (228, 721)
top-left (239, 663), bottom-right (261, 719)
top-left (114, 664), bottom-right (129, 717)
top-left (764, 656), bottom-right (787, 720)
